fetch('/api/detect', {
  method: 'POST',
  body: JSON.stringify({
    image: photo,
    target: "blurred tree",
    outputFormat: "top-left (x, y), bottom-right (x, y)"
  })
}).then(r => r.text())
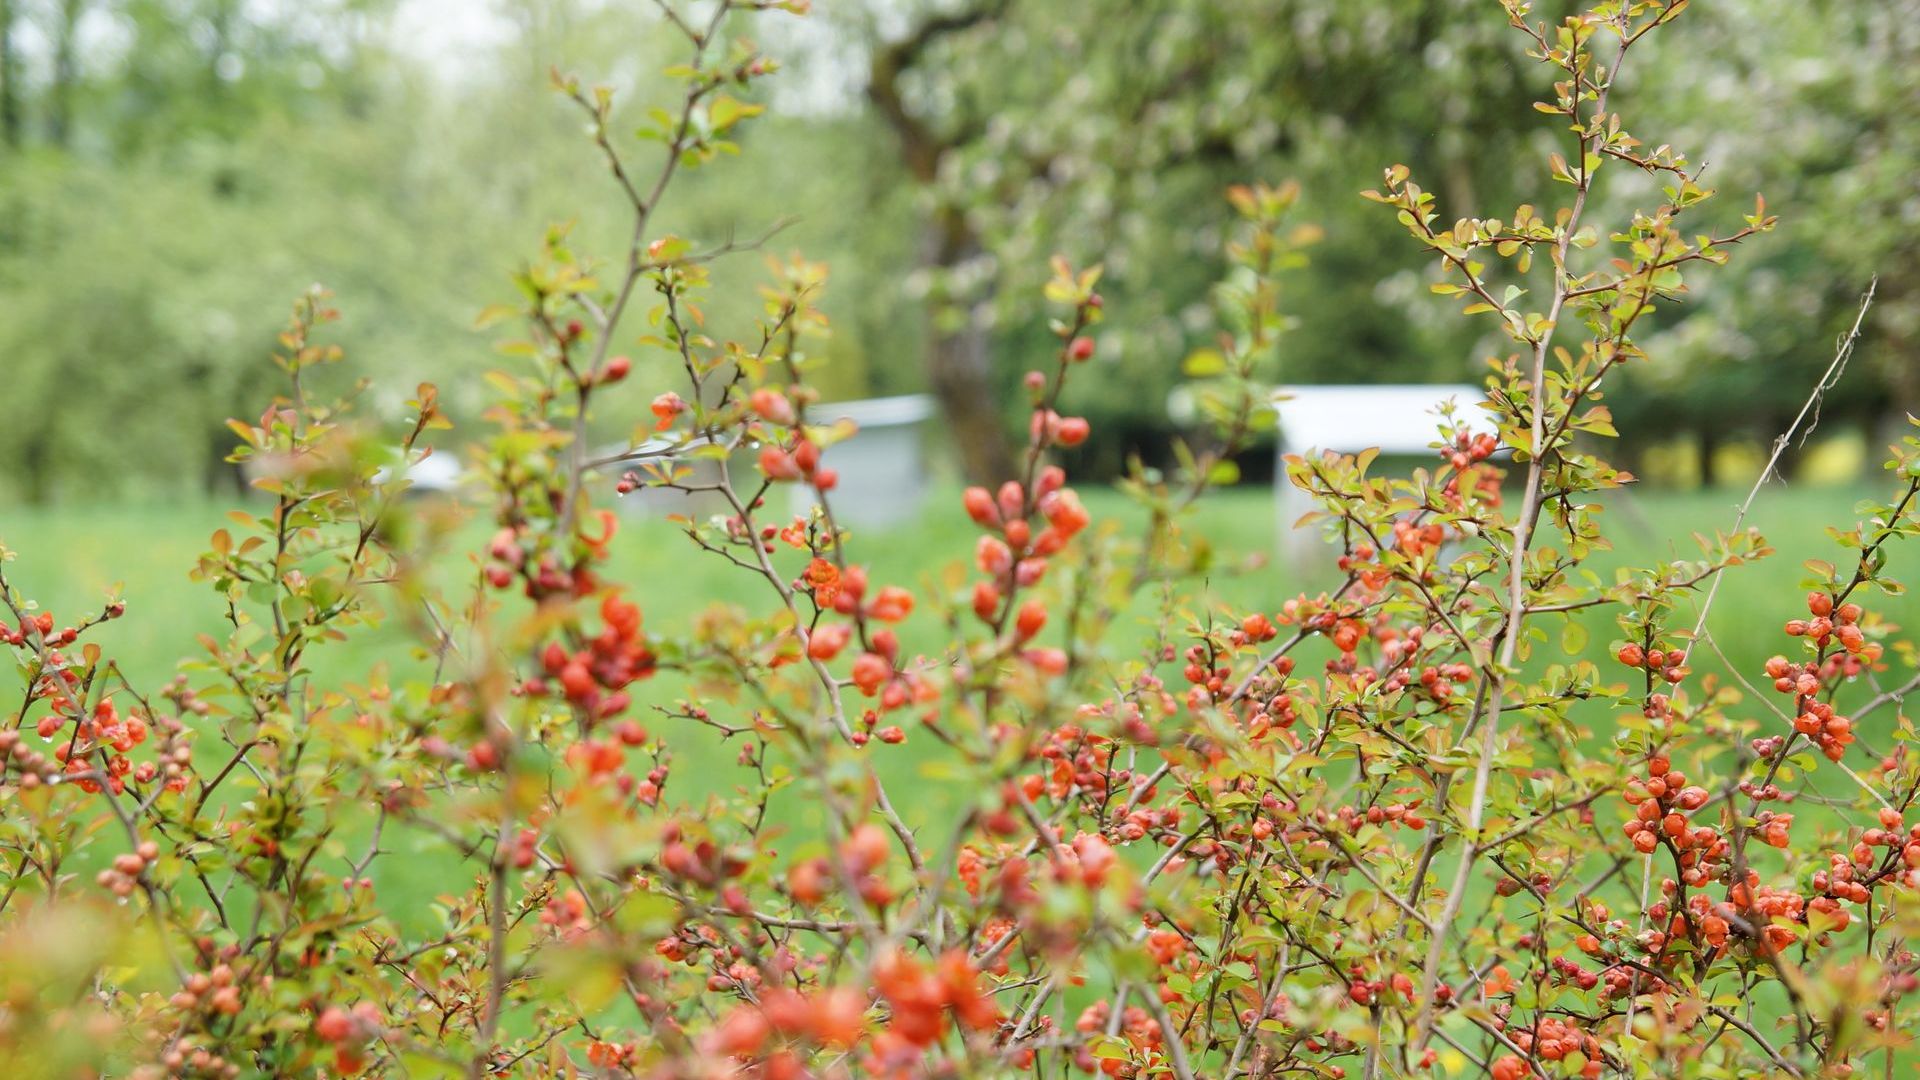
top-left (863, 2), bottom-right (1016, 484)
top-left (48, 0), bottom-right (84, 146)
top-left (1610, 0), bottom-right (1913, 475)
top-left (0, 0), bottom-right (18, 148)
top-left (0, 0), bottom-right (412, 501)
top-left (855, 0), bottom-right (1544, 483)
top-left (0, 0), bottom-right (926, 501)
top-left (1, 0), bottom-right (1915, 500)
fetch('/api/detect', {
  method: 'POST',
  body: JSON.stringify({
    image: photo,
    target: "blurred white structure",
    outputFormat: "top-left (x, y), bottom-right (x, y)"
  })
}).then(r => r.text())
top-left (601, 394), bottom-right (938, 529)
top-left (280, 451), bottom-right (462, 498)
top-left (600, 435), bottom-right (744, 520)
top-left (788, 394), bottom-right (937, 528)
top-left (1272, 384), bottom-right (1490, 559)
top-left (376, 451), bottom-right (464, 494)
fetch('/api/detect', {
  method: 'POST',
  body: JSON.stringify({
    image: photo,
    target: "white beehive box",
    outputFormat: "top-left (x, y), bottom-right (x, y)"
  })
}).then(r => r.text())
top-left (788, 394), bottom-right (937, 529)
top-left (1271, 384), bottom-right (1493, 559)
top-left (597, 394), bottom-right (937, 530)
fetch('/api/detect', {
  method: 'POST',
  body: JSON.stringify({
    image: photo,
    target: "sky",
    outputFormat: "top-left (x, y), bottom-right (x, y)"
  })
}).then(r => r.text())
top-left (4, 0), bottom-right (863, 113)
top-left (383, 0), bottom-right (864, 110)
top-left (387, 0), bottom-right (520, 77)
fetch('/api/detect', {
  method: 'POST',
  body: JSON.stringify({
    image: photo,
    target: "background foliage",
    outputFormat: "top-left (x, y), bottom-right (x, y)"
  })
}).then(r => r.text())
top-left (0, 0), bottom-right (1913, 498)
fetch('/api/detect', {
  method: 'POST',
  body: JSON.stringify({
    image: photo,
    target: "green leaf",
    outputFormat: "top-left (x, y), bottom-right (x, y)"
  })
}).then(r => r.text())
top-left (1183, 348), bottom-right (1228, 377)
top-left (1207, 459), bottom-right (1241, 486)
top-left (708, 93), bottom-right (764, 133)
top-left (1562, 619), bottom-right (1588, 655)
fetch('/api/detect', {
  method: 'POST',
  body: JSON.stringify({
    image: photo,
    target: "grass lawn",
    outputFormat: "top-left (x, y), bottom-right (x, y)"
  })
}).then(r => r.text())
top-left (3, 479), bottom-right (1917, 961)
top-left (6, 480), bottom-right (1911, 697)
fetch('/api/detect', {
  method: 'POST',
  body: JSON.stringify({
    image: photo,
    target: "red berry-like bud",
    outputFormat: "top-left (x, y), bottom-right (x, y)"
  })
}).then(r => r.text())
top-left (962, 487), bottom-right (1000, 527)
top-left (650, 392), bottom-right (685, 430)
top-left (750, 387), bottom-right (795, 424)
top-left (759, 446), bottom-right (802, 481)
top-left (316, 1007), bottom-right (353, 1043)
top-left (560, 662), bottom-right (595, 702)
top-left (972, 581), bottom-right (1000, 622)
top-left (997, 481), bottom-right (1025, 521)
top-left (1014, 601), bottom-right (1047, 642)
top-left (807, 623), bottom-right (852, 662)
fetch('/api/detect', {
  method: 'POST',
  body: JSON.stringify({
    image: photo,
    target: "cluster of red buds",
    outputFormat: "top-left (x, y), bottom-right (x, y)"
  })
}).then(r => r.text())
top-left (1619, 756), bottom-right (1715, 864)
top-left (1616, 641), bottom-right (1688, 684)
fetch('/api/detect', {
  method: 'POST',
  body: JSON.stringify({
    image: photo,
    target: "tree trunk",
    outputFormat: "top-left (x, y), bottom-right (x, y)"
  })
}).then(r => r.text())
top-left (925, 298), bottom-right (1015, 485)
top-left (867, 4), bottom-right (1020, 486)
top-left (1873, 277), bottom-right (1920, 468)
top-left (204, 423), bottom-right (248, 496)
top-left (21, 411), bottom-right (53, 504)
top-left (0, 0), bottom-right (19, 149)
top-left (922, 205), bottom-right (1017, 485)
top-left (1696, 425), bottom-right (1719, 489)
top-left (49, 0), bottom-right (83, 147)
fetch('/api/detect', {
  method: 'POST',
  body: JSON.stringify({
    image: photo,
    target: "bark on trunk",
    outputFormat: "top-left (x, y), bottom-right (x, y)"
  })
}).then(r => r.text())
top-left (1874, 280), bottom-right (1919, 465)
top-left (0, 0), bottom-right (19, 149)
top-left (49, 0), bottom-right (83, 147)
top-left (21, 412), bottom-right (52, 504)
top-left (922, 206), bottom-right (1016, 485)
top-left (868, 3), bottom-right (1020, 486)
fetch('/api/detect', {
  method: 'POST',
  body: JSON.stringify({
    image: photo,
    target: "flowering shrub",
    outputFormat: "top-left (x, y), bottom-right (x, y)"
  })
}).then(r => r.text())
top-left (3, 1), bottom-right (1917, 1077)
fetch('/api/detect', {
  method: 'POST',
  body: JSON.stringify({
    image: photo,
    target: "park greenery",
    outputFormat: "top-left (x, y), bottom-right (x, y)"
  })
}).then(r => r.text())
top-left (5, 1), bottom-right (1920, 1079)
top-left (0, 0), bottom-right (1916, 495)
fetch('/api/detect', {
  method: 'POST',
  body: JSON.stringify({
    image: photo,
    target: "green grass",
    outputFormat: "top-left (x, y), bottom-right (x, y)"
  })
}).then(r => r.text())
top-left (5, 481), bottom-right (1913, 798)
top-left (5, 479), bottom-right (1917, 1071)
top-left (8, 482), bottom-right (1901, 685)
top-left (3, 481), bottom-right (1915, 943)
